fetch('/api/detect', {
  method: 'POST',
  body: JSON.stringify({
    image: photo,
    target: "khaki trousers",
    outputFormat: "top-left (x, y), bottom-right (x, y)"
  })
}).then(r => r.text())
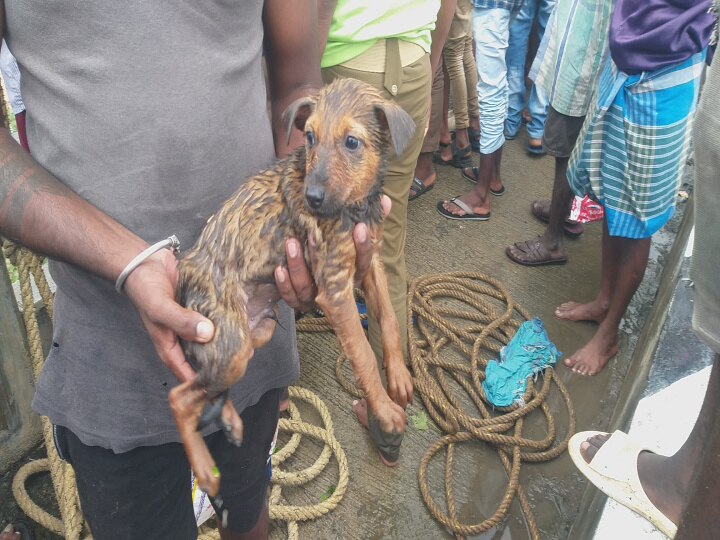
top-left (421, 59), bottom-right (447, 154)
top-left (322, 54), bottom-right (432, 367)
top-left (443, 33), bottom-right (479, 129)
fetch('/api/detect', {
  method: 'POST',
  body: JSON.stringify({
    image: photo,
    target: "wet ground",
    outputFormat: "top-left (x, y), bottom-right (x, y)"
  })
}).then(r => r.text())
top-left (0, 133), bottom-right (689, 539)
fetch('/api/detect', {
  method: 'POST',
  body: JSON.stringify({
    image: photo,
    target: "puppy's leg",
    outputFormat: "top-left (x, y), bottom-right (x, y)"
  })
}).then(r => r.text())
top-left (362, 254), bottom-right (413, 408)
top-left (169, 381), bottom-right (222, 496)
top-left (317, 285), bottom-right (406, 436)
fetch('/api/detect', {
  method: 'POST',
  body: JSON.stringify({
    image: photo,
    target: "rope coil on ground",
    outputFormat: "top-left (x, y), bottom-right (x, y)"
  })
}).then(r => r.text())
top-left (408, 272), bottom-right (575, 539)
top-left (302, 271), bottom-right (575, 539)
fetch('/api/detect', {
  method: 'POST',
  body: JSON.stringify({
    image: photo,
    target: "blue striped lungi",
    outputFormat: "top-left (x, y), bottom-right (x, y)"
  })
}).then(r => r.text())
top-left (567, 51), bottom-right (706, 239)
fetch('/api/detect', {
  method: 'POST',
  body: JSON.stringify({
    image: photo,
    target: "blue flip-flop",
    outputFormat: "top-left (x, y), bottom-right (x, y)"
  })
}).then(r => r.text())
top-left (436, 197), bottom-right (490, 221)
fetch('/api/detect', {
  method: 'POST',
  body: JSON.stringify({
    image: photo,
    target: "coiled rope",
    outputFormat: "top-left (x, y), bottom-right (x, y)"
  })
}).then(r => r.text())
top-left (409, 272), bottom-right (575, 539)
top-left (302, 272), bottom-right (575, 539)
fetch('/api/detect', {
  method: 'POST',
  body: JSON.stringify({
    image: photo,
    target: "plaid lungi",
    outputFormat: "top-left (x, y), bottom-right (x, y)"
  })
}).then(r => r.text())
top-left (567, 51), bottom-right (706, 239)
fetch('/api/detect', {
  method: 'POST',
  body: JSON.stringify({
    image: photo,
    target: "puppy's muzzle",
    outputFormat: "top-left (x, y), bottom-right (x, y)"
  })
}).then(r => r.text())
top-left (305, 184), bottom-right (325, 209)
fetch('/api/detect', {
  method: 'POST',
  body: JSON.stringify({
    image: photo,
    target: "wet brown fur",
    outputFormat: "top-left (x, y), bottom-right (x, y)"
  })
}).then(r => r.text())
top-left (168, 78), bottom-right (416, 496)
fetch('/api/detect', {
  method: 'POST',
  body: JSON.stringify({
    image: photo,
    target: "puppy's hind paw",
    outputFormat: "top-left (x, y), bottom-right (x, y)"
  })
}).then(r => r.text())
top-left (221, 399), bottom-right (244, 446)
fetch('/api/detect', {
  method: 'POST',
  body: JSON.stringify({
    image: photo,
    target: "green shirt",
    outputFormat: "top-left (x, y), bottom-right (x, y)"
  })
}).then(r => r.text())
top-left (322, 0), bottom-right (440, 68)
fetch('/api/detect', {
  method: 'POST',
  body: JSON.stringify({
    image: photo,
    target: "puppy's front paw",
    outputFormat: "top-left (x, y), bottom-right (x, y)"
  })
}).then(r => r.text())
top-left (372, 398), bottom-right (407, 435)
top-left (386, 362), bottom-right (413, 409)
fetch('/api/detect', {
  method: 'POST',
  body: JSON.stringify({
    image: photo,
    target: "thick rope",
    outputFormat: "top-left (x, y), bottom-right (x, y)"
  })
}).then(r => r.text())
top-left (316, 272), bottom-right (575, 539)
top-left (409, 272), bottom-right (575, 539)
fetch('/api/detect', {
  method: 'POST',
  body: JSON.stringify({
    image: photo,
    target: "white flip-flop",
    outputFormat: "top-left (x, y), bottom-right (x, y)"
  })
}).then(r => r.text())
top-left (568, 430), bottom-right (677, 539)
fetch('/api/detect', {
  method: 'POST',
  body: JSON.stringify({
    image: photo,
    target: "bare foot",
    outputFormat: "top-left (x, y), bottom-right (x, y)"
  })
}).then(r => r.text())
top-left (563, 331), bottom-right (619, 375)
top-left (555, 299), bottom-right (609, 323)
top-left (580, 434), bottom-right (683, 526)
top-left (351, 398), bottom-right (399, 467)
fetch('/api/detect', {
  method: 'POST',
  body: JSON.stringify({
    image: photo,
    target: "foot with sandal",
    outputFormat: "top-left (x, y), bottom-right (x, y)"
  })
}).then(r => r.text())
top-left (568, 352), bottom-right (720, 539)
top-left (437, 147), bottom-right (502, 221)
top-left (410, 151), bottom-right (437, 201)
top-left (506, 200), bottom-right (583, 266)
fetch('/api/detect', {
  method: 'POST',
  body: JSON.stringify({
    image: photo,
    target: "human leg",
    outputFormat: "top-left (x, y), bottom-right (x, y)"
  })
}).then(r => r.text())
top-left (504, 0), bottom-right (535, 139)
top-left (53, 425), bottom-right (197, 540)
top-left (676, 58), bottom-right (720, 537)
top-left (463, 34), bottom-right (480, 146)
top-left (525, 0), bottom-right (554, 145)
top-left (563, 232), bottom-right (650, 375)
top-left (526, 85), bottom-right (550, 149)
top-left (573, 54), bottom-right (720, 533)
top-left (505, 155), bottom-right (572, 265)
top-left (324, 55), bottom-right (431, 461)
top-left (411, 58), bottom-right (445, 199)
top-left (438, 7), bottom-right (509, 219)
top-left (443, 36), bottom-right (470, 149)
top-left (506, 108), bottom-right (586, 265)
top-left (577, 353), bottom-right (720, 533)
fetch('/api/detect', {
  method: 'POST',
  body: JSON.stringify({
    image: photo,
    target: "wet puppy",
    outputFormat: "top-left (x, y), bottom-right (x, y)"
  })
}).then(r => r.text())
top-left (169, 78), bottom-right (415, 496)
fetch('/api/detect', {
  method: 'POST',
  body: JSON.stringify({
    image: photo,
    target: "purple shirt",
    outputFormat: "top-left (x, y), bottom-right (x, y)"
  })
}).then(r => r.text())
top-left (610, 0), bottom-right (715, 73)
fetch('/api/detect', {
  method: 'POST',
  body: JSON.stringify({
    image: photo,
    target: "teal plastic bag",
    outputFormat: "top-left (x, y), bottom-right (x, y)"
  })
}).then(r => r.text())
top-left (482, 317), bottom-right (561, 407)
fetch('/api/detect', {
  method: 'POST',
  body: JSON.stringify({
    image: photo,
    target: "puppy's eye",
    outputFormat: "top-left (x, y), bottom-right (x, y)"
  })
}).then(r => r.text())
top-left (306, 131), bottom-right (315, 148)
top-left (344, 135), bottom-right (360, 151)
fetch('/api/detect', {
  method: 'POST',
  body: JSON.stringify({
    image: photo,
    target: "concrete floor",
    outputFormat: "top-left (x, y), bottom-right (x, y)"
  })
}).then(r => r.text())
top-left (0, 135), bottom-right (686, 539)
top-left (280, 134), bottom-right (688, 540)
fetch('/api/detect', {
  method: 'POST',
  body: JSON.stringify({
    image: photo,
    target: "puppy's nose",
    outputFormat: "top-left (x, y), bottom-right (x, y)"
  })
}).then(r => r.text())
top-left (305, 186), bottom-right (325, 209)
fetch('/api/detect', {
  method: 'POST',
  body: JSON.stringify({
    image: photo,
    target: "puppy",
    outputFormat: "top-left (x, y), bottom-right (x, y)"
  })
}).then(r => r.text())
top-left (169, 78), bottom-right (415, 496)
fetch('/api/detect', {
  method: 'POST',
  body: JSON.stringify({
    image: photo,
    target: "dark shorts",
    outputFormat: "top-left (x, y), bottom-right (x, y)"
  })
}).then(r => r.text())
top-left (53, 388), bottom-right (280, 540)
top-left (541, 106), bottom-right (586, 158)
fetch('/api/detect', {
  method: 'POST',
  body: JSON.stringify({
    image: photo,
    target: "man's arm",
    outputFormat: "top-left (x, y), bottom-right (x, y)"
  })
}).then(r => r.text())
top-left (317, 0), bottom-right (338, 59)
top-left (430, 0), bottom-right (457, 75)
top-left (263, 0), bottom-right (324, 157)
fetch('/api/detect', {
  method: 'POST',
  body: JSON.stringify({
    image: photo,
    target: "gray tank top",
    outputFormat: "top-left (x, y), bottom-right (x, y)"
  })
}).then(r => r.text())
top-left (6, 1), bottom-right (299, 452)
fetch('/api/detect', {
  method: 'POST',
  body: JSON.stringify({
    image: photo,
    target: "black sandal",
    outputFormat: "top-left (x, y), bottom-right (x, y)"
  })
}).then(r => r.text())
top-left (409, 176), bottom-right (434, 201)
top-left (433, 140), bottom-right (472, 169)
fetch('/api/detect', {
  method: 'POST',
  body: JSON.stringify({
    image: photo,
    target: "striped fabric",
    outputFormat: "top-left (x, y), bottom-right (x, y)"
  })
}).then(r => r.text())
top-left (530, 0), bottom-right (614, 117)
top-left (567, 51), bottom-right (706, 239)
top-left (471, 0), bottom-right (524, 11)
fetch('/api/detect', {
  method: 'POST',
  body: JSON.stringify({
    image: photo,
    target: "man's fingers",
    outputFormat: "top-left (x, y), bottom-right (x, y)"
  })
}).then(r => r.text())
top-left (380, 194), bottom-right (391, 219)
top-left (283, 238), bottom-right (316, 309)
top-left (274, 266), bottom-right (300, 309)
top-left (353, 223), bottom-right (373, 285)
top-left (149, 300), bottom-right (215, 344)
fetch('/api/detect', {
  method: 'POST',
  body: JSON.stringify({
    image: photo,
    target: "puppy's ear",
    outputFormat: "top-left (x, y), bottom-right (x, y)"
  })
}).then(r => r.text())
top-left (374, 102), bottom-right (416, 157)
top-left (283, 97), bottom-right (315, 146)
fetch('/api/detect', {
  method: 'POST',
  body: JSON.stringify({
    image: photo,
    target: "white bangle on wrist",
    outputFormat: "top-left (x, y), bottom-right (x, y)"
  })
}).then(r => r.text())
top-left (115, 235), bottom-right (180, 293)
